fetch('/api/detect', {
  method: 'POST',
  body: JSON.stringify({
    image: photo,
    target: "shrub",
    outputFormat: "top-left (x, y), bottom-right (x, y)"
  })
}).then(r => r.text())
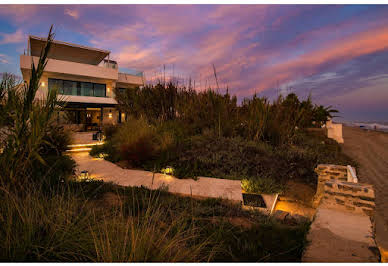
top-left (112, 117), bottom-right (159, 167)
top-left (92, 117), bottom-right (177, 168)
top-left (41, 123), bottom-right (72, 155)
top-left (241, 177), bottom-right (285, 194)
top-left (103, 124), bottom-right (118, 139)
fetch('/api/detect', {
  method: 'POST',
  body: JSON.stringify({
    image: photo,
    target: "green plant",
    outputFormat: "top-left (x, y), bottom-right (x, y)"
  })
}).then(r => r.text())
top-left (241, 177), bottom-right (285, 194)
top-left (0, 26), bottom-right (75, 190)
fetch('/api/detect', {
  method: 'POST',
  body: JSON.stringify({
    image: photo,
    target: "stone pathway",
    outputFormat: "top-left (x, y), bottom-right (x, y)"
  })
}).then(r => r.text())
top-left (71, 152), bottom-right (243, 202)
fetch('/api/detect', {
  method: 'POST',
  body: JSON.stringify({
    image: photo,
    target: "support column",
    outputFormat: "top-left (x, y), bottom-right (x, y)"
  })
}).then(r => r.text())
top-left (100, 107), bottom-right (103, 127)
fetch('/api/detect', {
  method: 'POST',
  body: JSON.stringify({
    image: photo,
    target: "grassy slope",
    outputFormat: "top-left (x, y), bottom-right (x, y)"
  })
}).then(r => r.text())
top-left (0, 180), bottom-right (309, 262)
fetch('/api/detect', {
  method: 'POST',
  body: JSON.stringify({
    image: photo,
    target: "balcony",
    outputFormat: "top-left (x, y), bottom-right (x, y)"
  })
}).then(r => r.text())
top-left (117, 72), bottom-right (144, 86)
top-left (20, 55), bottom-right (118, 81)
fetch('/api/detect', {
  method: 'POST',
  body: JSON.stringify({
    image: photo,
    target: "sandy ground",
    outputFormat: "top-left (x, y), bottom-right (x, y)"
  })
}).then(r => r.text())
top-left (341, 126), bottom-right (388, 253)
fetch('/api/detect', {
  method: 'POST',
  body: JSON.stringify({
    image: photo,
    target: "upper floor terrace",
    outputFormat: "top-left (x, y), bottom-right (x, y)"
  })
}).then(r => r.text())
top-left (20, 35), bottom-right (144, 87)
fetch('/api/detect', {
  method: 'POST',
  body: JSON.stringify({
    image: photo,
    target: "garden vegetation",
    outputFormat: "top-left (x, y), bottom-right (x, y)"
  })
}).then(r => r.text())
top-left (0, 26), bottom-right (312, 262)
top-left (91, 75), bottom-right (353, 194)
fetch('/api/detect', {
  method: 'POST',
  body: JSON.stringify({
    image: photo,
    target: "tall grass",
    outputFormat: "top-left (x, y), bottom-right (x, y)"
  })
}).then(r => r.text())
top-left (0, 180), bottom-right (310, 262)
top-left (116, 82), bottom-right (337, 146)
top-left (0, 182), bottom-right (218, 262)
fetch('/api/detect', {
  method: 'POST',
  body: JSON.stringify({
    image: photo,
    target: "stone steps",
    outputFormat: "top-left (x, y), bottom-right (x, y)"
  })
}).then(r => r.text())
top-left (66, 142), bottom-right (104, 153)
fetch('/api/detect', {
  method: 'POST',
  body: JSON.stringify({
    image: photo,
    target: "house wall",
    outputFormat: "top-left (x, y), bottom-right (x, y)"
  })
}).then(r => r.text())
top-left (326, 120), bottom-right (344, 143)
top-left (102, 108), bottom-right (119, 125)
top-left (20, 55), bottom-right (118, 81)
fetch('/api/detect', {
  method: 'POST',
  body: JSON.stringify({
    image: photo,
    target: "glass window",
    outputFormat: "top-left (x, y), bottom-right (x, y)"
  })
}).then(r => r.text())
top-left (48, 78), bottom-right (106, 97)
top-left (93, 83), bottom-right (106, 97)
top-left (81, 82), bottom-right (93, 96)
top-left (63, 80), bottom-right (77, 96)
top-left (48, 78), bottom-right (63, 94)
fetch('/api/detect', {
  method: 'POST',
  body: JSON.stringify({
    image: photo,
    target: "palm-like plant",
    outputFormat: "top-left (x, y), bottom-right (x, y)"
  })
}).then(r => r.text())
top-left (0, 25), bottom-right (60, 189)
top-left (313, 105), bottom-right (339, 127)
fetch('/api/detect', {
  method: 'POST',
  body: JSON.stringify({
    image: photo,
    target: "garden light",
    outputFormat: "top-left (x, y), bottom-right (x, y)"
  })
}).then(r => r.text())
top-left (162, 166), bottom-right (174, 175)
top-left (79, 170), bottom-right (89, 180)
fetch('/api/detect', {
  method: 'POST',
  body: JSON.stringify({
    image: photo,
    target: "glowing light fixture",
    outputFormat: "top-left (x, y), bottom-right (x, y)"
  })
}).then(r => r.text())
top-left (41, 81), bottom-right (45, 87)
top-left (79, 170), bottom-right (89, 180)
top-left (162, 166), bottom-right (174, 175)
top-left (107, 87), bottom-right (110, 92)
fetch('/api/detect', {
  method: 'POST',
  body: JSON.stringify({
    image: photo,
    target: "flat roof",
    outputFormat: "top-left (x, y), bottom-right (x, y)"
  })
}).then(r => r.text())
top-left (29, 35), bottom-right (110, 65)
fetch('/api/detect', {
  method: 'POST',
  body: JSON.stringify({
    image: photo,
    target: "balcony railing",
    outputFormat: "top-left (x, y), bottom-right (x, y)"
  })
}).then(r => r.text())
top-left (117, 72), bottom-right (144, 85)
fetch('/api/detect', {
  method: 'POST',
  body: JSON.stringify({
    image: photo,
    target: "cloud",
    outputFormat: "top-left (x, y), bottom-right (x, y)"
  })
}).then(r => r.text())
top-left (0, 54), bottom-right (10, 64)
top-left (0, 5), bottom-right (39, 23)
top-left (0, 4), bottom-right (388, 121)
top-left (64, 8), bottom-right (79, 19)
top-left (0, 29), bottom-right (25, 45)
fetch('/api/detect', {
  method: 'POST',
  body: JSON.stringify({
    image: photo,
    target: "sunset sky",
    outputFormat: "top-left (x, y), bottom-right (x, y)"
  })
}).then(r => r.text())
top-left (1, 5), bottom-right (387, 122)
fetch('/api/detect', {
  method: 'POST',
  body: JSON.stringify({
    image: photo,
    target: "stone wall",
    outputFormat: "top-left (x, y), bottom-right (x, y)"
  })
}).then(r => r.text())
top-left (303, 164), bottom-right (378, 262)
top-left (322, 180), bottom-right (375, 217)
top-left (313, 164), bottom-right (348, 207)
top-left (313, 164), bottom-right (375, 217)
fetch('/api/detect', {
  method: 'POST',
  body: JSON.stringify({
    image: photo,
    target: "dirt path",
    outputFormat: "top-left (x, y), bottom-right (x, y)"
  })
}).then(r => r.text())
top-left (342, 126), bottom-right (388, 250)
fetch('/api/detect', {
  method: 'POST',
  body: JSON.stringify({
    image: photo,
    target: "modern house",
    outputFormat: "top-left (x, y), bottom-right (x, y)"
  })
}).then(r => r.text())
top-left (20, 35), bottom-right (145, 130)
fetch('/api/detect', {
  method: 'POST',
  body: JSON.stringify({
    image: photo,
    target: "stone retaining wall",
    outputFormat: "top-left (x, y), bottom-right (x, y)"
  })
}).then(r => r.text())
top-left (322, 180), bottom-right (375, 217)
top-left (313, 164), bottom-right (348, 207)
top-left (303, 164), bottom-right (378, 262)
top-left (313, 164), bottom-right (375, 217)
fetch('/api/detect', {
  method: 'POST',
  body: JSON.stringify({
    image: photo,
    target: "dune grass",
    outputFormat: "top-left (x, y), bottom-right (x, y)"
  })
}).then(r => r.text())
top-left (0, 180), bottom-right (310, 262)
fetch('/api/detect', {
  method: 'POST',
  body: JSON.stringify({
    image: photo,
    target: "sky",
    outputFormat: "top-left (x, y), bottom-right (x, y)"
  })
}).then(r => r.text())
top-left (0, 4), bottom-right (388, 122)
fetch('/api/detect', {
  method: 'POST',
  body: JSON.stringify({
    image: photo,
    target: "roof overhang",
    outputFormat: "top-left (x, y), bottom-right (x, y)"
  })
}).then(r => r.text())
top-left (58, 95), bottom-right (118, 105)
top-left (29, 35), bottom-right (110, 65)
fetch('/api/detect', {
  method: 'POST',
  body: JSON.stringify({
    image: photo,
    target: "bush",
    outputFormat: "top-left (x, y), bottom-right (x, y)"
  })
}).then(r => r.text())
top-left (241, 177), bottom-right (285, 194)
top-left (41, 124), bottom-right (72, 155)
top-left (103, 124), bottom-right (119, 139)
top-left (31, 154), bottom-right (76, 187)
top-left (112, 117), bottom-right (159, 167)
top-left (90, 118), bottom-right (176, 168)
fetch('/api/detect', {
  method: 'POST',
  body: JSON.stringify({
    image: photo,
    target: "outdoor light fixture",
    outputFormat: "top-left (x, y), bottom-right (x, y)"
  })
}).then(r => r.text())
top-left (162, 166), bottom-right (174, 175)
top-left (41, 81), bottom-right (45, 87)
top-left (107, 87), bottom-right (110, 92)
top-left (79, 170), bottom-right (89, 180)
top-left (109, 113), bottom-right (112, 119)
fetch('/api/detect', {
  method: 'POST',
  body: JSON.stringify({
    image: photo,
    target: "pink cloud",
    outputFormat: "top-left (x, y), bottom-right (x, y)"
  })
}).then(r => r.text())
top-left (242, 24), bottom-right (388, 96)
top-left (0, 29), bottom-right (25, 45)
top-left (64, 8), bottom-right (79, 19)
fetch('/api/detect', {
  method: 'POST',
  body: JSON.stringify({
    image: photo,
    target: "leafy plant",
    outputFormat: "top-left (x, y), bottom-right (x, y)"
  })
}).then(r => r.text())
top-left (0, 26), bottom-right (75, 190)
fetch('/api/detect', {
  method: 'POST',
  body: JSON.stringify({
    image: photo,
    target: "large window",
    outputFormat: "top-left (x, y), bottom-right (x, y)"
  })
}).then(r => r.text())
top-left (93, 83), bottom-right (106, 97)
top-left (48, 78), bottom-right (106, 97)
